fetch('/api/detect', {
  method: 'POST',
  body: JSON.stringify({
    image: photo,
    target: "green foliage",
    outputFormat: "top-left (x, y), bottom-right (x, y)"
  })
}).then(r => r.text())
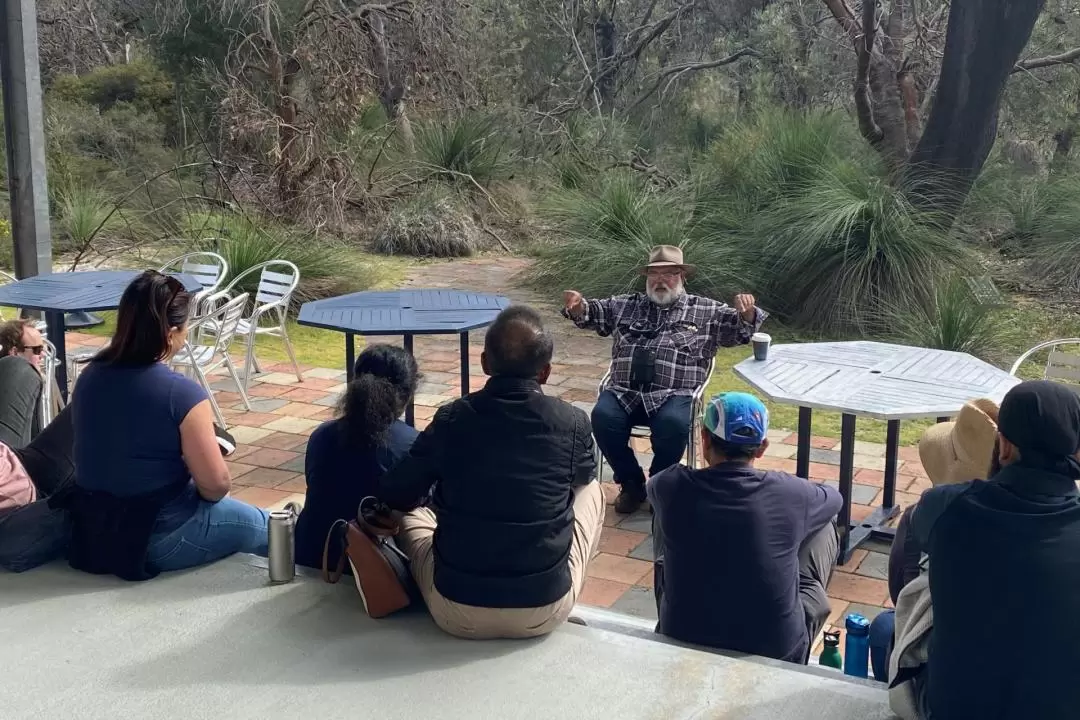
top-left (54, 186), bottom-right (126, 252)
top-left (891, 276), bottom-right (1015, 361)
top-left (413, 114), bottom-right (510, 186)
top-left (372, 187), bottom-right (479, 257)
top-left (181, 213), bottom-right (376, 303)
top-left (531, 111), bottom-right (970, 334)
top-left (1022, 174), bottom-right (1080, 289)
top-left (528, 171), bottom-right (693, 294)
top-left (50, 62), bottom-right (173, 119)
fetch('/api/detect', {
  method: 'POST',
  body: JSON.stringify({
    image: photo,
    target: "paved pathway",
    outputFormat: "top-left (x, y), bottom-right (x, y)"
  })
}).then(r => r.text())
top-left (66, 256), bottom-right (927, 658)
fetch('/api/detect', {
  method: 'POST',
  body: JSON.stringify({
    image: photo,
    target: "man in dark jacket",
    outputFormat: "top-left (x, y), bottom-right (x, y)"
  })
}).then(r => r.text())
top-left (904, 380), bottom-right (1080, 719)
top-left (649, 391), bottom-right (841, 664)
top-left (378, 305), bottom-right (603, 639)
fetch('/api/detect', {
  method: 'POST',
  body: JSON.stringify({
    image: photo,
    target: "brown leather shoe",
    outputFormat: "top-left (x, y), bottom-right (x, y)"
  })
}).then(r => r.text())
top-left (614, 487), bottom-right (646, 514)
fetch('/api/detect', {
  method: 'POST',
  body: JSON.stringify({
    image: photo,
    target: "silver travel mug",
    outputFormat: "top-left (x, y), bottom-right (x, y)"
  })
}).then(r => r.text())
top-left (267, 507), bottom-right (297, 584)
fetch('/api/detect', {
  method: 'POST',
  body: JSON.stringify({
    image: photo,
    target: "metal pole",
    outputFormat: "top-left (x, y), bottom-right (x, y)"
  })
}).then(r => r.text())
top-left (1, 0), bottom-right (53, 279)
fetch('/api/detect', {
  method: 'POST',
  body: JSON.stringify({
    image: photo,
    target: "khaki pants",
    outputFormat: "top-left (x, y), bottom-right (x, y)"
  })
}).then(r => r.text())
top-left (397, 481), bottom-right (605, 639)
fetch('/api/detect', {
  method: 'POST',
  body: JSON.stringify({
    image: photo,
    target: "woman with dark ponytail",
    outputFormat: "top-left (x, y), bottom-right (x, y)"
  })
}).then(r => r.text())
top-left (294, 344), bottom-right (419, 568)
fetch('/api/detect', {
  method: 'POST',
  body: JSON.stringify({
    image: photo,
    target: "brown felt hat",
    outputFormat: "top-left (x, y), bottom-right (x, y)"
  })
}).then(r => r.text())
top-left (918, 399), bottom-right (999, 486)
top-left (640, 245), bottom-right (694, 274)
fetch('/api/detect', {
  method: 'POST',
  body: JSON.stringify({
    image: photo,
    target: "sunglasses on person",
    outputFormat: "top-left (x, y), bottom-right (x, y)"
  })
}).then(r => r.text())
top-left (18, 344), bottom-right (44, 356)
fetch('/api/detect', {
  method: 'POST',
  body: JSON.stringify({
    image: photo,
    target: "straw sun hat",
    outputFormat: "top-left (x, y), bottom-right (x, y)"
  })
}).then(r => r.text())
top-left (918, 399), bottom-right (1000, 486)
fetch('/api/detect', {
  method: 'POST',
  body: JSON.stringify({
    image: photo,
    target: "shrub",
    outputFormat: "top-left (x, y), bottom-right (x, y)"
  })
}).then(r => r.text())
top-left (890, 275), bottom-right (1015, 361)
top-left (1018, 175), bottom-right (1080, 288)
top-left (413, 114), bottom-right (510, 186)
top-left (697, 111), bottom-right (969, 333)
top-left (528, 172), bottom-right (699, 296)
top-left (372, 191), bottom-right (479, 257)
top-left (54, 186), bottom-right (127, 253)
top-left (50, 61), bottom-right (174, 119)
top-left (181, 212), bottom-right (375, 303)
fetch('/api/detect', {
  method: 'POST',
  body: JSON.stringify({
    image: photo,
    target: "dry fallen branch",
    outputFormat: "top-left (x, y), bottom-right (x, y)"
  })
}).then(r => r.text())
top-left (1013, 47), bottom-right (1080, 73)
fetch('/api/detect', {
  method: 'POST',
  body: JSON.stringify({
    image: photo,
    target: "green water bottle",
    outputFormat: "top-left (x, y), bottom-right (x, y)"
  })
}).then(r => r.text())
top-left (819, 630), bottom-right (843, 669)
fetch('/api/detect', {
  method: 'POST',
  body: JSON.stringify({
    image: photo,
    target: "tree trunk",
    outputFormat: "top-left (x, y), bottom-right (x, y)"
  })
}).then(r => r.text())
top-left (594, 11), bottom-right (617, 108)
top-left (904, 0), bottom-right (1047, 208)
top-left (365, 10), bottom-right (414, 155)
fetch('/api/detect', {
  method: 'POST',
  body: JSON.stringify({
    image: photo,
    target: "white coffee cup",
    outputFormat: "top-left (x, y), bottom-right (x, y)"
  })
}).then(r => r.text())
top-left (751, 332), bottom-right (771, 361)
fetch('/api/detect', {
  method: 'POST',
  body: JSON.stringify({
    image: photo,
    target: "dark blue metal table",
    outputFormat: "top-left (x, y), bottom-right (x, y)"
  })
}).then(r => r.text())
top-left (0, 270), bottom-right (202, 400)
top-left (298, 289), bottom-right (511, 426)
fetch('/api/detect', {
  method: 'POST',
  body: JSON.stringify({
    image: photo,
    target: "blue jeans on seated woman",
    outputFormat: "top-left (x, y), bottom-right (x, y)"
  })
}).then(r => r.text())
top-left (146, 497), bottom-right (270, 572)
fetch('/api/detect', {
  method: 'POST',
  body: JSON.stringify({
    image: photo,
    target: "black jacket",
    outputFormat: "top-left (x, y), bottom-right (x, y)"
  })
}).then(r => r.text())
top-left (379, 375), bottom-right (596, 608)
top-left (52, 482), bottom-right (186, 581)
top-left (912, 463), bottom-right (1080, 720)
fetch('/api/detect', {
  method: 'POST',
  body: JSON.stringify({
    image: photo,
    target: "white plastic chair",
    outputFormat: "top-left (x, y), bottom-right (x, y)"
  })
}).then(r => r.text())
top-left (594, 355), bottom-right (716, 478)
top-left (158, 251), bottom-right (229, 317)
top-left (172, 292), bottom-right (252, 429)
top-left (1010, 339), bottom-right (1080, 385)
top-left (205, 260), bottom-right (302, 394)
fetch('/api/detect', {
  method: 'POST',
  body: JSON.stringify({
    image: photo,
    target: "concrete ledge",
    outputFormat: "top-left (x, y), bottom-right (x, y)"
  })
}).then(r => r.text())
top-left (2, 556), bottom-right (894, 719)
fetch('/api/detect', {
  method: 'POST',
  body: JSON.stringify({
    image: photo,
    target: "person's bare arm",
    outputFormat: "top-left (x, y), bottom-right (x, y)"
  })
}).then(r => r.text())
top-left (180, 400), bottom-right (231, 501)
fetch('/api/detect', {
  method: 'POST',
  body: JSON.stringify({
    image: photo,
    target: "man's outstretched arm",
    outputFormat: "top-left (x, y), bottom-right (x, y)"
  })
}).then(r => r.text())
top-left (711, 294), bottom-right (767, 348)
top-left (561, 290), bottom-right (630, 337)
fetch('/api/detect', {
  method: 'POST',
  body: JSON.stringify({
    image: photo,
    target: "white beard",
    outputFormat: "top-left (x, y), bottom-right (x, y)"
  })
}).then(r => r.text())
top-left (647, 282), bottom-right (685, 306)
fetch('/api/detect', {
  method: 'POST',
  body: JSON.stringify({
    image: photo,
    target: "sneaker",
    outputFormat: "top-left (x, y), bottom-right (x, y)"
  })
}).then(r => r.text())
top-left (214, 425), bottom-right (236, 457)
top-left (614, 487), bottom-right (646, 514)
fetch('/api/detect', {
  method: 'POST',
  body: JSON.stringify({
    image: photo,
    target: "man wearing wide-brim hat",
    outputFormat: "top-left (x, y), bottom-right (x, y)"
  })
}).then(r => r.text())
top-left (563, 245), bottom-right (767, 513)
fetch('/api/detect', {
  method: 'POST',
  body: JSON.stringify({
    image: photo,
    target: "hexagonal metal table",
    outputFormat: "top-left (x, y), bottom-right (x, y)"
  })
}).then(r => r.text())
top-left (298, 289), bottom-right (511, 425)
top-left (734, 341), bottom-right (1020, 561)
top-left (0, 270), bottom-right (202, 400)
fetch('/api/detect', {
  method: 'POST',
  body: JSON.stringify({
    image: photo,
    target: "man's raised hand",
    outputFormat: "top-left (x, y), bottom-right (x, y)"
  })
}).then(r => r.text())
top-left (564, 290), bottom-right (585, 318)
top-left (733, 294), bottom-right (757, 322)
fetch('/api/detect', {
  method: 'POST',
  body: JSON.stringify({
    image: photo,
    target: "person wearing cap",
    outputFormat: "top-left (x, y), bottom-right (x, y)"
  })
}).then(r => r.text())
top-left (900, 380), bottom-right (1080, 719)
top-left (647, 391), bottom-right (842, 664)
top-left (563, 245), bottom-right (767, 514)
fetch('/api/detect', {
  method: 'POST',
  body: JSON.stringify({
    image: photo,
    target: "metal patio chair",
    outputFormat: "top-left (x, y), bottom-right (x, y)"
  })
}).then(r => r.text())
top-left (171, 292), bottom-right (252, 429)
top-left (594, 355), bottom-right (716, 480)
top-left (1010, 339), bottom-right (1080, 387)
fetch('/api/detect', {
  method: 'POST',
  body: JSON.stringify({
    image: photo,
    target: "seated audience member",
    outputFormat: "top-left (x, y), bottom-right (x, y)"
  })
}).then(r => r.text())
top-left (0, 318), bottom-right (64, 430)
top-left (294, 345), bottom-right (419, 569)
top-left (563, 245), bottom-right (766, 513)
top-left (63, 270), bottom-right (268, 580)
top-left (0, 356), bottom-right (74, 571)
top-left (648, 392), bottom-right (842, 664)
top-left (887, 381), bottom-right (1080, 720)
top-left (869, 400), bottom-right (998, 682)
top-left (369, 305), bottom-right (603, 638)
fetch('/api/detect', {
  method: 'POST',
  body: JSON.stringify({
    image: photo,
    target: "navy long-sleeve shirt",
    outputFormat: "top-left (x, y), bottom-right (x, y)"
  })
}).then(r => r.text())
top-left (648, 462), bottom-right (842, 663)
top-left (294, 419), bottom-right (417, 570)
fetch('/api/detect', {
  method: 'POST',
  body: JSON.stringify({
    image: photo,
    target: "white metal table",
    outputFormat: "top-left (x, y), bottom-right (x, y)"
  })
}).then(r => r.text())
top-left (734, 341), bottom-right (1020, 562)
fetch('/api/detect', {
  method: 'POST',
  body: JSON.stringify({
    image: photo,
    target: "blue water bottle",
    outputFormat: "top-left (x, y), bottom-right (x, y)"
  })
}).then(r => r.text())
top-left (843, 613), bottom-right (871, 678)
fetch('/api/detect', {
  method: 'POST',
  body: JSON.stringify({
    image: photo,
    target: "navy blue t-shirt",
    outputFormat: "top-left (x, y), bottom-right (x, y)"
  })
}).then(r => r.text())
top-left (72, 361), bottom-right (207, 533)
top-left (648, 462), bottom-right (842, 663)
top-left (294, 418), bottom-right (417, 569)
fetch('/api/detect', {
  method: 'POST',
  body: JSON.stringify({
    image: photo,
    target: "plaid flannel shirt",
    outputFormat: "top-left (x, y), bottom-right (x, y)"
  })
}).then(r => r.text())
top-left (564, 293), bottom-right (766, 416)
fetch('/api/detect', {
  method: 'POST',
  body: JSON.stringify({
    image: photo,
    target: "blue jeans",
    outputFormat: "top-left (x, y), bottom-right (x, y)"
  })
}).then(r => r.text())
top-left (870, 609), bottom-right (895, 682)
top-left (591, 391), bottom-right (692, 494)
top-left (146, 497), bottom-right (269, 572)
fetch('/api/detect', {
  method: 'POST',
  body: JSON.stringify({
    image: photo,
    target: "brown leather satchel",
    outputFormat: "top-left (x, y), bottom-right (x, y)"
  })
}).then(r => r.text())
top-left (321, 498), bottom-right (416, 618)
